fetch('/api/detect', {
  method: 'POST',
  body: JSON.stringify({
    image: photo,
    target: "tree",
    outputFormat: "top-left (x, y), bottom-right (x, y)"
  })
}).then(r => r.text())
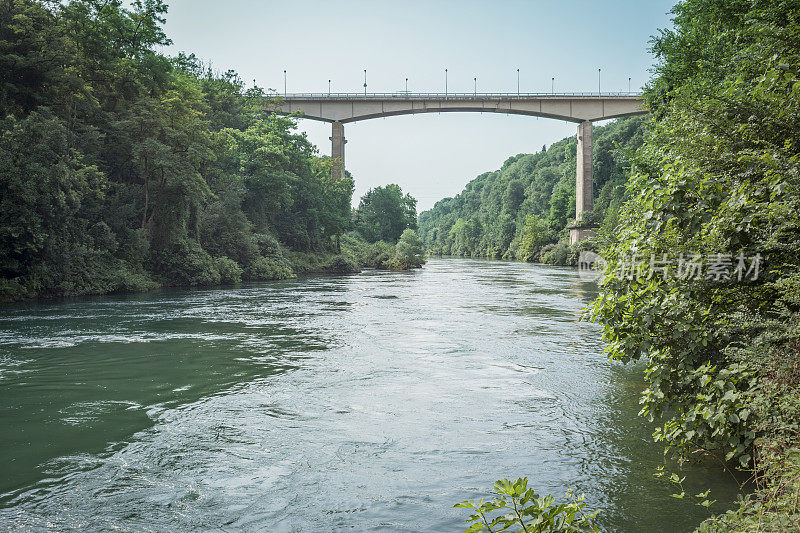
top-left (515, 215), bottom-right (552, 262)
top-left (0, 110), bottom-right (102, 290)
top-left (394, 229), bottom-right (426, 269)
top-left (502, 179), bottom-right (525, 213)
top-left (0, 0), bottom-right (356, 299)
top-left (354, 184), bottom-right (417, 243)
top-left (416, 117), bottom-right (644, 260)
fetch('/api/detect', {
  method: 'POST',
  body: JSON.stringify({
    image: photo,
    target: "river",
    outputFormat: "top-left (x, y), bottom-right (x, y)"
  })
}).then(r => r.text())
top-left (0, 258), bottom-right (741, 531)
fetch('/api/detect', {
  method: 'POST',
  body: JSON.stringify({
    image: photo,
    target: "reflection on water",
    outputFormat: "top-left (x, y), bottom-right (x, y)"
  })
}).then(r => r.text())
top-left (0, 258), bottom-right (739, 531)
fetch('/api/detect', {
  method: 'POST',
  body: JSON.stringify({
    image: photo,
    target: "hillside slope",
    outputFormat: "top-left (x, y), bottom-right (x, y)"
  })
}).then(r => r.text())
top-left (418, 116), bottom-right (645, 263)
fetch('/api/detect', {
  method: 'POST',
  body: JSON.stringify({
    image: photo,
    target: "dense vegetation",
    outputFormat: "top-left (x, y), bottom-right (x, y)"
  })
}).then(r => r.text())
top-left (353, 184), bottom-right (417, 243)
top-left (340, 183), bottom-right (425, 270)
top-left (587, 0), bottom-right (800, 530)
top-left (0, 0), bottom-right (423, 301)
top-left (418, 116), bottom-right (645, 265)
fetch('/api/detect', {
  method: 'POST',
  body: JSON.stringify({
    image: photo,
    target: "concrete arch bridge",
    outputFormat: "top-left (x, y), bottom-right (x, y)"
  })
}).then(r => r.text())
top-left (274, 93), bottom-right (646, 243)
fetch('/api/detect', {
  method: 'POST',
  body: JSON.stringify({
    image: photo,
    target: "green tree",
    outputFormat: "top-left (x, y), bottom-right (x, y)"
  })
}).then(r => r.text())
top-left (416, 117), bottom-right (644, 260)
top-left (393, 229), bottom-right (426, 269)
top-left (515, 215), bottom-right (552, 262)
top-left (0, 0), bottom-right (356, 299)
top-left (354, 184), bottom-right (417, 243)
top-left (0, 110), bottom-right (102, 293)
top-left (502, 179), bottom-right (525, 213)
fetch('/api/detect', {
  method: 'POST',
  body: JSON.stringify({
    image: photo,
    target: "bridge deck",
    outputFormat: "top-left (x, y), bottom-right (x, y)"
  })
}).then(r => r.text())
top-left (275, 93), bottom-right (645, 123)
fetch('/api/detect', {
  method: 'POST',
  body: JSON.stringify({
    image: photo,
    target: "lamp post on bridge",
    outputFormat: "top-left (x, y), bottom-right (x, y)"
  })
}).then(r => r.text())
top-left (283, 70), bottom-right (286, 96)
top-left (405, 77), bottom-right (408, 92)
top-left (474, 77), bottom-right (477, 96)
top-left (328, 79), bottom-right (331, 96)
top-left (628, 77), bottom-right (631, 94)
top-left (363, 69), bottom-right (367, 96)
top-left (551, 77), bottom-right (554, 94)
top-left (445, 68), bottom-right (448, 97)
top-left (598, 68), bottom-right (601, 95)
top-left (517, 68), bottom-right (520, 96)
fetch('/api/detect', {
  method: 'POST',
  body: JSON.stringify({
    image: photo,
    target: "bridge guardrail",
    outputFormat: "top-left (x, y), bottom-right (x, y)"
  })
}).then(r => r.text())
top-left (278, 92), bottom-right (642, 99)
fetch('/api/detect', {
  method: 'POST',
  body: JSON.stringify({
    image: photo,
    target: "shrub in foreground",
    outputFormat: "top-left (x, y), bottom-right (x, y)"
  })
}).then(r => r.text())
top-left (455, 477), bottom-right (598, 532)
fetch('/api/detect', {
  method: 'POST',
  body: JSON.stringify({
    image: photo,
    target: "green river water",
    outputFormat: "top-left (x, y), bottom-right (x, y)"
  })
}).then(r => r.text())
top-left (0, 258), bottom-right (741, 531)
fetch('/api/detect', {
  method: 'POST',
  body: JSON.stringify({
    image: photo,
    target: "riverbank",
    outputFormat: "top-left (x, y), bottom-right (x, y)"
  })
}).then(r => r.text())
top-left (0, 230), bottom-right (427, 303)
top-left (696, 318), bottom-right (800, 531)
top-left (428, 237), bottom-right (597, 267)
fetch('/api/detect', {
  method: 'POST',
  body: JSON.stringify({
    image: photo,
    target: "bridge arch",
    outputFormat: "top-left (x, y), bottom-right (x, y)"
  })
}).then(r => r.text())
top-left (272, 93), bottom-right (647, 243)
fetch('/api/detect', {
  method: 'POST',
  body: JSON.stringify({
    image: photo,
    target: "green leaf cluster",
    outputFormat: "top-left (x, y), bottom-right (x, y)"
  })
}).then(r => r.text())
top-left (393, 228), bottom-right (426, 269)
top-left (454, 478), bottom-right (598, 533)
top-left (353, 183), bottom-right (417, 244)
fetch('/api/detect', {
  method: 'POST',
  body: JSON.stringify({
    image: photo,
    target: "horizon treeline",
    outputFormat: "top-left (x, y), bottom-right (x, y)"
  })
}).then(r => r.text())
top-left (0, 0), bottom-right (358, 299)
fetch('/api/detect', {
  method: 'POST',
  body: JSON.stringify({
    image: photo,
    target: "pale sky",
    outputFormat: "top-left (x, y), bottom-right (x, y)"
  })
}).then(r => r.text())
top-left (161, 0), bottom-right (674, 210)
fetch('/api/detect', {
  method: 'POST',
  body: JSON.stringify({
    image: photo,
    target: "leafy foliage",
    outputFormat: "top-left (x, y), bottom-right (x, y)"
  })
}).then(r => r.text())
top-left (0, 0), bottom-right (355, 299)
top-left (454, 478), bottom-right (598, 533)
top-left (354, 183), bottom-right (417, 243)
top-left (393, 229), bottom-right (426, 269)
top-left (590, 0), bottom-right (800, 470)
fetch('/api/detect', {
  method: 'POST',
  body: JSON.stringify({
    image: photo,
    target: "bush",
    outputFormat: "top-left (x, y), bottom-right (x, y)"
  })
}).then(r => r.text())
top-left (393, 229), bottom-right (426, 269)
top-left (366, 241), bottom-right (396, 269)
top-left (567, 239), bottom-right (597, 266)
top-left (253, 232), bottom-right (283, 257)
top-left (213, 256), bottom-right (243, 284)
top-left (0, 278), bottom-right (28, 301)
top-left (516, 215), bottom-right (554, 262)
top-left (455, 477), bottom-right (598, 533)
top-left (340, 231), bottom-right (373, 265)
top-left (243, 232), bottom-right (296, 280)
top-left (115, 269), bottom-right (157, 293)
top-left (541, 242), bottom-right (571, 266)
top-left (321, 255), bottom-right (360, 275)
top-left (150, 238), bottom-right (221, 286)
top-left (245, 256), bottom-right (294, 281)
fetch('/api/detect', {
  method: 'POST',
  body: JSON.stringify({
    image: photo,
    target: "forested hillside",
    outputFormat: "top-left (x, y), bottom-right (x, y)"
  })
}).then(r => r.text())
top-left (0, 0), bottom-right (356, 300)
top-left (417, 116), bottom-right (644, 263)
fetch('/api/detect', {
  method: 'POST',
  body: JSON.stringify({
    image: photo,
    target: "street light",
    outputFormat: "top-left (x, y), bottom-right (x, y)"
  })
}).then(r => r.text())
top-left (474, 77), bottom-right (477, 96)
top-left (628, 77), bottom-right (632, 93)
top-left (328, 79), bottom-right (331, 96)
top-left (445, 68), bottom-right (448, 97)
top-left (363, 69), bottom-right (367, 96)
top-left (517, 68), bottom-right (520, 96)
top-left (551, 77), bottom-right (554, 94)
top-left (283, 70), bottom-right (286, 96)
top-left (405, 77), bottom-right (408, 92)
top-left (598, 68), bottom-right (601, 95)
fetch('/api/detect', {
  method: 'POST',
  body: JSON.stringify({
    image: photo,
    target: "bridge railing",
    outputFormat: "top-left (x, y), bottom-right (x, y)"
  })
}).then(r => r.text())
top-left (279, 92), bottom-right (642, 99)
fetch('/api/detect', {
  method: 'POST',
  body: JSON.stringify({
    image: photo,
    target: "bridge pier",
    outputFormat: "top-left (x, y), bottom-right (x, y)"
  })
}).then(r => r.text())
top-left (570, 120), bottom-right (595, 244)
top-left (330, 121), bottom-right (346, 179)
